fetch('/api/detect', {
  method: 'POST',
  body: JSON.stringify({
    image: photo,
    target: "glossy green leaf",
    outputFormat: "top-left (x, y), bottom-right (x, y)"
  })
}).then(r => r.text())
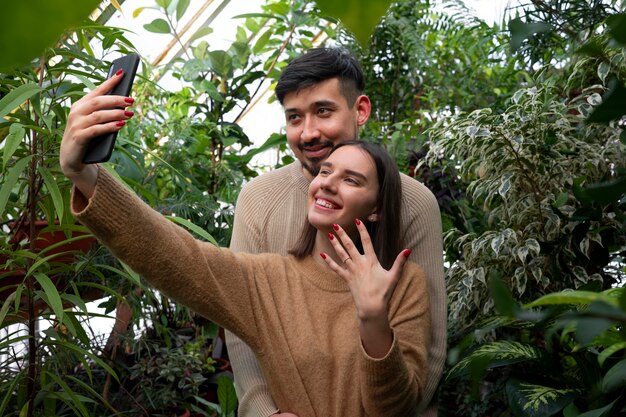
top-left (120, 261), bottom-right (141, 286)
top-left (38, 166), bottom-right (64, 222)
top-left (189, 26), bottom-right (213, 44)
top-left (166, 216), bottom-right (218, 246)
top-left (3, 123), bottom-right (25, 170)
top-left (314, 0), bottom-right (393, 45)
top-left (602, 359), bottom-right (626, 393)
top-left (0, 0), bottom-right (100, 70)
top-left (33, 273), bottom-right (64, 323)
top-left (144, 18), bottom-right (171, 34)
top-left (0, 156), bottom-right (31, 216)
top-left (0, 83), bottom-right (41, 119)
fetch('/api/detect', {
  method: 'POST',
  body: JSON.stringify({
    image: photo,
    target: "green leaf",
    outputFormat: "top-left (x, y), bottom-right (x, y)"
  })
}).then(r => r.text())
top-left (602, 359), bottom-right (626, 393)
top-left (252, 29), bottom-right (272, 55)
top-left (0, 0), bottom-right (100, 70)
top-left (120, 261), bottom-right (141, 286)
top-left (144, 18), bottom-right (171, 34)
top-left (189, 27), bottom-right (213, 44)
top-left (587, 79), bottom-right (626, 123)
top-left (314, 0), bottom-right (393, 45)
top-left (0, 291), bottom-right (17, 328)
top-left (176, 0), bottom-right (191, 21)
top-left (217, 375), bottom-right (237, 415)
top-left (166, 216), bottom-right (218, 246)
top-left (508, 18), bottom-right (552, 53)
top-left (33, 273), bottom-right (64, 322)
top-left (606, 13), bottom-right (626, 45)
top-left (554, 192), bottom-right (569, 208)
top-left (579, 177), bottom-right (626, 205)
top-left (506, 378), bottom-right (576, 417)
top-left (38, 166), bottom-right (64, 222)
top-left (0, 156), bottom-right (31, 216)
top-left (3, 123), bottom-right (25, 169)
top-left (489, 274), bottom-right (516, 316)
top-left (598, 341), bottom-right (626, 367)
top-left (447, 341), bottom-right (545, 379)
top-left (576, 400), bottom-right (618, 417)
top-left (45, 371), bottom-right (91, 417)
top-left (0, 83), bottom-right (41, 119)
top-left (0, 368), bottom-right (24, 415)
top-left (526, 290), bottom-right (618, 308)
top-left (208, 50), bottom-right (233, 78)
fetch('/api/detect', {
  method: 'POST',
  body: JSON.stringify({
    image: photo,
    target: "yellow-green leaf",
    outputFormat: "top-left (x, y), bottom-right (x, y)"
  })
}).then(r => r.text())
top-left (314, 0), bottom-right (393, 45)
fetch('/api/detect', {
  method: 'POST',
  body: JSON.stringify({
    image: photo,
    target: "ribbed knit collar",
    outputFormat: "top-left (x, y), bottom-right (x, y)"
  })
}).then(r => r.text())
top-left (293, 255), bottom-right (350, 293)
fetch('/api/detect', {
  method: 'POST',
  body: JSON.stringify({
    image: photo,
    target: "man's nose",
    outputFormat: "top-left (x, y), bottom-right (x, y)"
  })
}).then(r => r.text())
top-left (301, 117), bottom-right (321, 142)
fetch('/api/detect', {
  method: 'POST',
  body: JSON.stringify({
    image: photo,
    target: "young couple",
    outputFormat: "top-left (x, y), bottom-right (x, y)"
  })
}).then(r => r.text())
top-left (60, 48), bottom-right (446, 417)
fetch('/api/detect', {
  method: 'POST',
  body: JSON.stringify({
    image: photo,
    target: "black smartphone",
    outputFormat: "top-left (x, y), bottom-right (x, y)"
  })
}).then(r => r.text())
top-left (82, 54), bottom-right (141, 164)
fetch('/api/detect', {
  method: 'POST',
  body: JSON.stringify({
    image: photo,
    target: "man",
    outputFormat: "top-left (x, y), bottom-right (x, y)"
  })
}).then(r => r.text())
top-left (226, 47), bottom-right (446, 417)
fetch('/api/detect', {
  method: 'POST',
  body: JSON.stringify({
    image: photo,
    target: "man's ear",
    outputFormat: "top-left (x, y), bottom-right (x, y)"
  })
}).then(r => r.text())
top-left (355, 95), bottom-right (371, 127)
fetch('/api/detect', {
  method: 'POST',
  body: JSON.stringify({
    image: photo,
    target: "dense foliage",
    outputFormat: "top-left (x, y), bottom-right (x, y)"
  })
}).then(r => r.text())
top-left (1, 0), bottom-right (625, 416)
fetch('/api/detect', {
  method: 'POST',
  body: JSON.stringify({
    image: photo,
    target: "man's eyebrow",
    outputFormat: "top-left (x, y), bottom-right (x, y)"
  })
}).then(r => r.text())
top-left (285, 100), bottom-right (338, 114)
top-left (320, 162), bottom-right (368, 182)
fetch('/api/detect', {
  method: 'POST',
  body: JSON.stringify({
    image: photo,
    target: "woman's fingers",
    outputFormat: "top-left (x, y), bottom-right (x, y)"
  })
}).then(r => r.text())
top-left (331, 223), bottom-right (361, 261)
top-left (389, 249), bottom-right (411, 278)
top-left (319, 252), bottom-right (346, 276)
top-left (327, 230), bottom-right (352, 266)
top-left (354, 218), bottom-right (376, 258)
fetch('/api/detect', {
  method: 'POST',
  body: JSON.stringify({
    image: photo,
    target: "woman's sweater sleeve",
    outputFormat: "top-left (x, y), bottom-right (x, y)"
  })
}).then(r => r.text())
top-left (360, 262), bottom-right (430, 417)
top-left (71, 168), bottom-right (260, 347)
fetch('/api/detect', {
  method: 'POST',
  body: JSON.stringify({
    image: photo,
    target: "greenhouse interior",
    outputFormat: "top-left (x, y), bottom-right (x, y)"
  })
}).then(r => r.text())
top-left (1, 0), bottom-right (625, 416)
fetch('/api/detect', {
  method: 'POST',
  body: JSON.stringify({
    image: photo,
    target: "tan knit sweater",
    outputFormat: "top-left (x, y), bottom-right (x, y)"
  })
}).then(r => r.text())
top-left (227, 161), bottom-right (446, 416)
top-left (72, 169), bottom-right (431, 417)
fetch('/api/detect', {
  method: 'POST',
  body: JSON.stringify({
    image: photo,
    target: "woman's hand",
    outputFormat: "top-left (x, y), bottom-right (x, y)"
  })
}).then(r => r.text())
top-left (60, 70), bottom-right (134, 197)
top-left (320, 219), bottom-right (411, 358)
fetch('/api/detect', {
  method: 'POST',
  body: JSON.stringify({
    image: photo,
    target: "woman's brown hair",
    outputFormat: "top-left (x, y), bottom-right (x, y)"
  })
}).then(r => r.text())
top-left (289, 140), bottom-right (402, 269)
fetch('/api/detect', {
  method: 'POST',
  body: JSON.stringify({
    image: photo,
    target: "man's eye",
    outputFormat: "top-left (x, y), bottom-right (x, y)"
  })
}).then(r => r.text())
top-left (318, 108), bottom-right (331, 115)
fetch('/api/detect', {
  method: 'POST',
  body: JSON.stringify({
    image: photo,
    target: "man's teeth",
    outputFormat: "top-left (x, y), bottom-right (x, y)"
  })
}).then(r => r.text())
top-left (316, 199), bottom-right (336, 209)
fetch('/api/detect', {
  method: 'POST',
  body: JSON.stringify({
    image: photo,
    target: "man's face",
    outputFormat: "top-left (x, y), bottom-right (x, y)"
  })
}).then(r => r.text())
top-left (282, 78), bottom-right (370, 180)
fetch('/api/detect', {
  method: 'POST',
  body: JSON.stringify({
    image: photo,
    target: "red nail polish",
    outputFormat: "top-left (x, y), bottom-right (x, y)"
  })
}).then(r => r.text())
top-left (355, 219), bottom-right (361, 226)
top-left (115, 69), bottom-right (123, 76)
top-left (328, 232), bottom-right (334, 240)
top-left (403, 249), bottom-right (412, 258)
top-left (124, 111), bottom-right (134, 117)
top-left (320, 253), bottom-right (327, 260)
top-left (332, 224), bottom-right (339, 231)
top-left (116, 121), bottom-right (126, 127)
top-left (124, 97), bottom-right (135, 104)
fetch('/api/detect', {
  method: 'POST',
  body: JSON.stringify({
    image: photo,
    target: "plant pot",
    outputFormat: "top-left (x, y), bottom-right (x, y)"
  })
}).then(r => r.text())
top-left (0, 220), bottom-right (100, 322)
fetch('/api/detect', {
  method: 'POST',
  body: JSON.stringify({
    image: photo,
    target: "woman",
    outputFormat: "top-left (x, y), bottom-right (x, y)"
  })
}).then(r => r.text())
top-left (60, 71), bottom-right (430, 417)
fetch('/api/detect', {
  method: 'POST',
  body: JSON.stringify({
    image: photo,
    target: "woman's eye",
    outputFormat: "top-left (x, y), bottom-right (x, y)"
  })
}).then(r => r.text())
top-left (345, 177), bottom-right (359, 185)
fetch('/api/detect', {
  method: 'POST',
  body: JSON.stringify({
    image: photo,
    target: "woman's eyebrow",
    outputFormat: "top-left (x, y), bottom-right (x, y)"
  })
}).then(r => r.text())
top-left (321, 161), bottom-right (368, 181)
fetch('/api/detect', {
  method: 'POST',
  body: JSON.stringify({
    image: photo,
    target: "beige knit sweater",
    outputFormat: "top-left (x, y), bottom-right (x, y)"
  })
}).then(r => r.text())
top-left (227, 160), bottom-right (446, 416)
top-left (72, 168), bottom-right (431, 417)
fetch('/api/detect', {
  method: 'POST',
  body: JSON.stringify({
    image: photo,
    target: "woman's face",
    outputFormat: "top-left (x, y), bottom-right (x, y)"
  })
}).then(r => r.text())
top-left (307, 145), bottom-right (379, 235)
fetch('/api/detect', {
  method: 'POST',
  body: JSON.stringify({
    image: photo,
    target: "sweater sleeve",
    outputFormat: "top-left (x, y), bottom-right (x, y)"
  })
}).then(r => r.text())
top-left (226, 180), bottom-right (280, 417)
top-left (400, 175), bottom-right (447, 412)
top-left (71, 168), bottom-right (262, 349)
top-left (360, 262), bottom-right (430, 417)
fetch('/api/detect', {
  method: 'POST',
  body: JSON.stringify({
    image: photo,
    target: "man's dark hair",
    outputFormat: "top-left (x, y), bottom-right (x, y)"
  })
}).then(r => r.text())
top-left (289, 140), bottom-right (402, 270)
top-left (275, 47), bottom-right (365, 106)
